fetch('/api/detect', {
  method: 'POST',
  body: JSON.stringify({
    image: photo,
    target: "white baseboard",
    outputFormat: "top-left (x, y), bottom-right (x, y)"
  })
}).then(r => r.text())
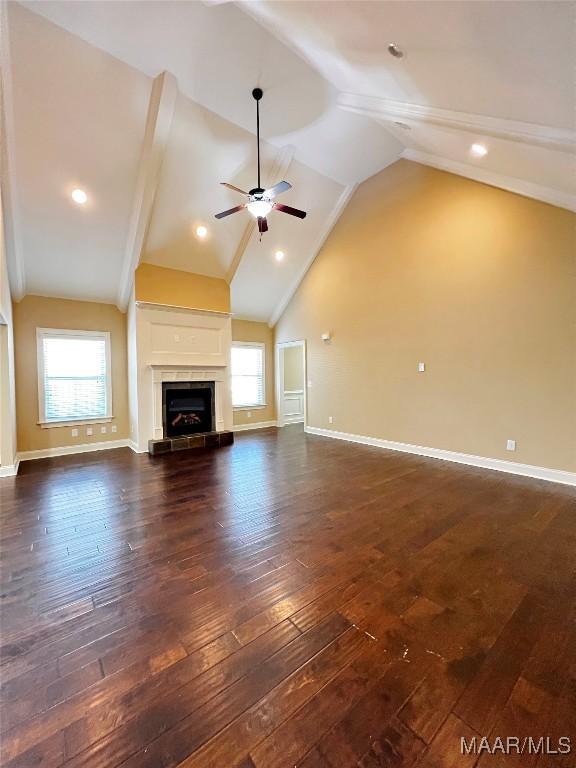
top-left (233, 420), bottom-right (278, 432)
top-left (128, 440), bottom-right (147, 454)
top-left (18, 439), bottom-right (131, 462)
top-left (305, 426), bottom-right (576, 487)
top-left (0, 459), bottom-right (20, 477)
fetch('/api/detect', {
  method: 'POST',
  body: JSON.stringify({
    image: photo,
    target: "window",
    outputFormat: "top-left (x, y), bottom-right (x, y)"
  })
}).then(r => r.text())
top-left (231, 342), bottom-right (265, 408)
top-left (37, 329), bottom-right (112, 425)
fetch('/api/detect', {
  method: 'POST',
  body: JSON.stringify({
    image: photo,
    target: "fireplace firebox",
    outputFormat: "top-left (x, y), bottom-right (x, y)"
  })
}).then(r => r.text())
top-left (162, 381), bottom-right (215, 438)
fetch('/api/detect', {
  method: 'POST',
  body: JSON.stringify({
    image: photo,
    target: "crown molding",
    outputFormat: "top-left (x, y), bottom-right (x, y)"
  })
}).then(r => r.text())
top-left (269, 182), bottom-right (357, 328)
top-left (402, 149), bottom-right (576, 212)
top-left (338, 93), bottom-right (576, 154)
top-left (135, 301), bottom-right (231, 317)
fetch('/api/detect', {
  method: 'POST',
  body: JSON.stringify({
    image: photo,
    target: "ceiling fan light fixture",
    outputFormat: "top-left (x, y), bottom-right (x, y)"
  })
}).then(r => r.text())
top-left (247, 199), bottom-right (273, 218)
top-left (214, 89), bottom-right (307, 229)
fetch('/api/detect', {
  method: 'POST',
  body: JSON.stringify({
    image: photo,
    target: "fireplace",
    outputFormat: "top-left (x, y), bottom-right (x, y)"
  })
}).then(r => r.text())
top-left (162, 381), bottom-right (215, 438)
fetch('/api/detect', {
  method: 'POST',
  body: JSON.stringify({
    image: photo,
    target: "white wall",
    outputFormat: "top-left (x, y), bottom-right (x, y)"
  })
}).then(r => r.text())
top-left (0, 190), bottom-right (18, 472)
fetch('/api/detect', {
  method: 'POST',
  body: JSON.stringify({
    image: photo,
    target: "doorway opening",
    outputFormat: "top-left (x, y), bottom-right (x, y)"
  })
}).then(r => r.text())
top-left (275, 340), bottom-right (306, 427)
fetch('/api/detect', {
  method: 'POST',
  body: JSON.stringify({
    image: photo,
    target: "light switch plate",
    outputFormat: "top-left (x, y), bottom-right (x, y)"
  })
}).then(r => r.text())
top-left (418, 362), bottom-right (426, 372)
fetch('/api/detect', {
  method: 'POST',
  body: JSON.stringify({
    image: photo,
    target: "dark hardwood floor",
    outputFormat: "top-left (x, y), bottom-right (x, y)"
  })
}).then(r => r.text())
top-left (1, 425), bottom-right (575, 767)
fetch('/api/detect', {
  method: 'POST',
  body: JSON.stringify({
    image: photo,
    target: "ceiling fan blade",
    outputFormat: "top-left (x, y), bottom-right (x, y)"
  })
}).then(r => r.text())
top-left (264, 180), bottom-right (292, 198)
top-left (214, 204), bottom-right (245, 219)
top-left (257, 216), bottom-right (268, 233)
top-left (273, 203), bottom-right (307, 219)
top-left (220, 182), bottom-right (249, 196)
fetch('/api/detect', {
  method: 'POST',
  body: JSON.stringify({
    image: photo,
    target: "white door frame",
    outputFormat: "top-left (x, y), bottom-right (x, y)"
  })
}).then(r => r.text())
top-left (275, 340), bottom-right (307, 428)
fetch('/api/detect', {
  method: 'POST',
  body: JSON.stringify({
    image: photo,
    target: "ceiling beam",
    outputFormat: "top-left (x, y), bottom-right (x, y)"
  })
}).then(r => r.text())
top-left (338, 93), bottom-right (576, 154)
top-left (117, 71), bottom-right (177, 310)
top-left (226, 144), bottom-right (295, 284)
top-left (268, 182), bottom-right (357, 328)
top-left (1, 1), bottom-right (26, 301)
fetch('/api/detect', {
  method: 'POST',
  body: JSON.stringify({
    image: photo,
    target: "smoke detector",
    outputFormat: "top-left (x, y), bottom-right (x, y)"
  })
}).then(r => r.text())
top-left (387, 43), bottom-right (404, 59)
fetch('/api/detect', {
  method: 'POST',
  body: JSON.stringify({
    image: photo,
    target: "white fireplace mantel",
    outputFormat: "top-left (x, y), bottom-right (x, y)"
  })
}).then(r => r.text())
top-left (128, 300), bottom-right (233, 451)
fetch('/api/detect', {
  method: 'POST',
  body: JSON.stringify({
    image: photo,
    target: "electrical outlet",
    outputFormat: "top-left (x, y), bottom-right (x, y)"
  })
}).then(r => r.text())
top-left (111, 425), bottom-right (117, 433)
top-left (506, 439), bottom-right (516, 451)
top-left (328, 416), bottom-right (333, 424)
top-left (247, 411), bottom-right (252, 418)
top-left (86, 427), bottom-right (93, 436)
top-left (100, 426), bottom-right (107, 434)
top-left (71, 428), bottom-right (79, 437)
top-left (418, 362), bottom-right (426, 372)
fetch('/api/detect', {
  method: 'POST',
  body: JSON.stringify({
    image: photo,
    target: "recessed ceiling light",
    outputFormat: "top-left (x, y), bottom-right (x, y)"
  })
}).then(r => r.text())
top-left (195, 225), bottom-right (208, 239)
top-left (470, 143), bottom-right (488, 158)
top-left (387, 43), bottom-right (404, 59)
top-left (71, 188), bottom-right (88, 205)
top-left (275, 250), bottom-right (285, 262)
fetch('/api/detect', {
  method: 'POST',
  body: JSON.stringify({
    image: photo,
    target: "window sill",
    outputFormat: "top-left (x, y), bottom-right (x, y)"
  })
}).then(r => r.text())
top-left (233, 405), bottom-right (267, 411)
top-left (38, 417), bottom-right (113, 429)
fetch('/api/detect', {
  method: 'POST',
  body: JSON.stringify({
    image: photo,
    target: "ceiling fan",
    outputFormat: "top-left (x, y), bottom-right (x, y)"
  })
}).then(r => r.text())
top-left (215, 88), bottom-right (307, 236)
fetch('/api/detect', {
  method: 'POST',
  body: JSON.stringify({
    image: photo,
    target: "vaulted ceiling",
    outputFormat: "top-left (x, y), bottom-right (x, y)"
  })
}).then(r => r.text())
top-left (2, 1), bottom-right (574, 323)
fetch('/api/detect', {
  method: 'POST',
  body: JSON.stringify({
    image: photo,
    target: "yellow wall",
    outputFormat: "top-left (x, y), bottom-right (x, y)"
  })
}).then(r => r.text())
top-left (283, 345), bottom-right (304, 392)
top-left (231, 319), bottom-right (276, 427)
top-left (275, 159), bottom-right (576, 472)
top-left (14, 295), bottom-right (129, 452)
top-left (135, 263), bottom-right (230, 313)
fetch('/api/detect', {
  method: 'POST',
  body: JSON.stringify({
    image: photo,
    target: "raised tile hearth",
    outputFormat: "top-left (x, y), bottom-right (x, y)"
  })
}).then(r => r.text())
top-left (148, 429), bottom-right (234, 456)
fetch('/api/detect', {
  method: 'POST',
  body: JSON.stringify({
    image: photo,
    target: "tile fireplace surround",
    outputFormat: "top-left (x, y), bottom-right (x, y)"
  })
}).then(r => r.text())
top-left (127, 300), bottom-right (234, 453)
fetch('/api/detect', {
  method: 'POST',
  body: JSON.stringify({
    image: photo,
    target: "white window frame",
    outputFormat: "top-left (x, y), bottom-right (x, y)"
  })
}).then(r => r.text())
top-left (231, 341), bottom-right (266, 410)
top-left (36, 328), bottom-right (113, 427)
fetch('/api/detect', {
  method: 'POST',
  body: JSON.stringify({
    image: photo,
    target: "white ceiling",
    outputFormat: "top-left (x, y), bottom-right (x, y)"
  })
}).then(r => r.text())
top-left (3, 0), bottom-right (574, 322)
top-left (17, 0), bottom-right (400, 185)
top-left (242, 1), bottom-right (574, 128)
top-left (242, 0), bottom-right (575, 207)
top-left (4, 3), bottom-right (151, 302)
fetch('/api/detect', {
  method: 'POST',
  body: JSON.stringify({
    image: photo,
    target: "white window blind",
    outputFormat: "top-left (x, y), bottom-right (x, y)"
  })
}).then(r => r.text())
top-left (231, 343), bottom-right (265, 408)
top-left (37, 330), bottom-right (111, 423)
